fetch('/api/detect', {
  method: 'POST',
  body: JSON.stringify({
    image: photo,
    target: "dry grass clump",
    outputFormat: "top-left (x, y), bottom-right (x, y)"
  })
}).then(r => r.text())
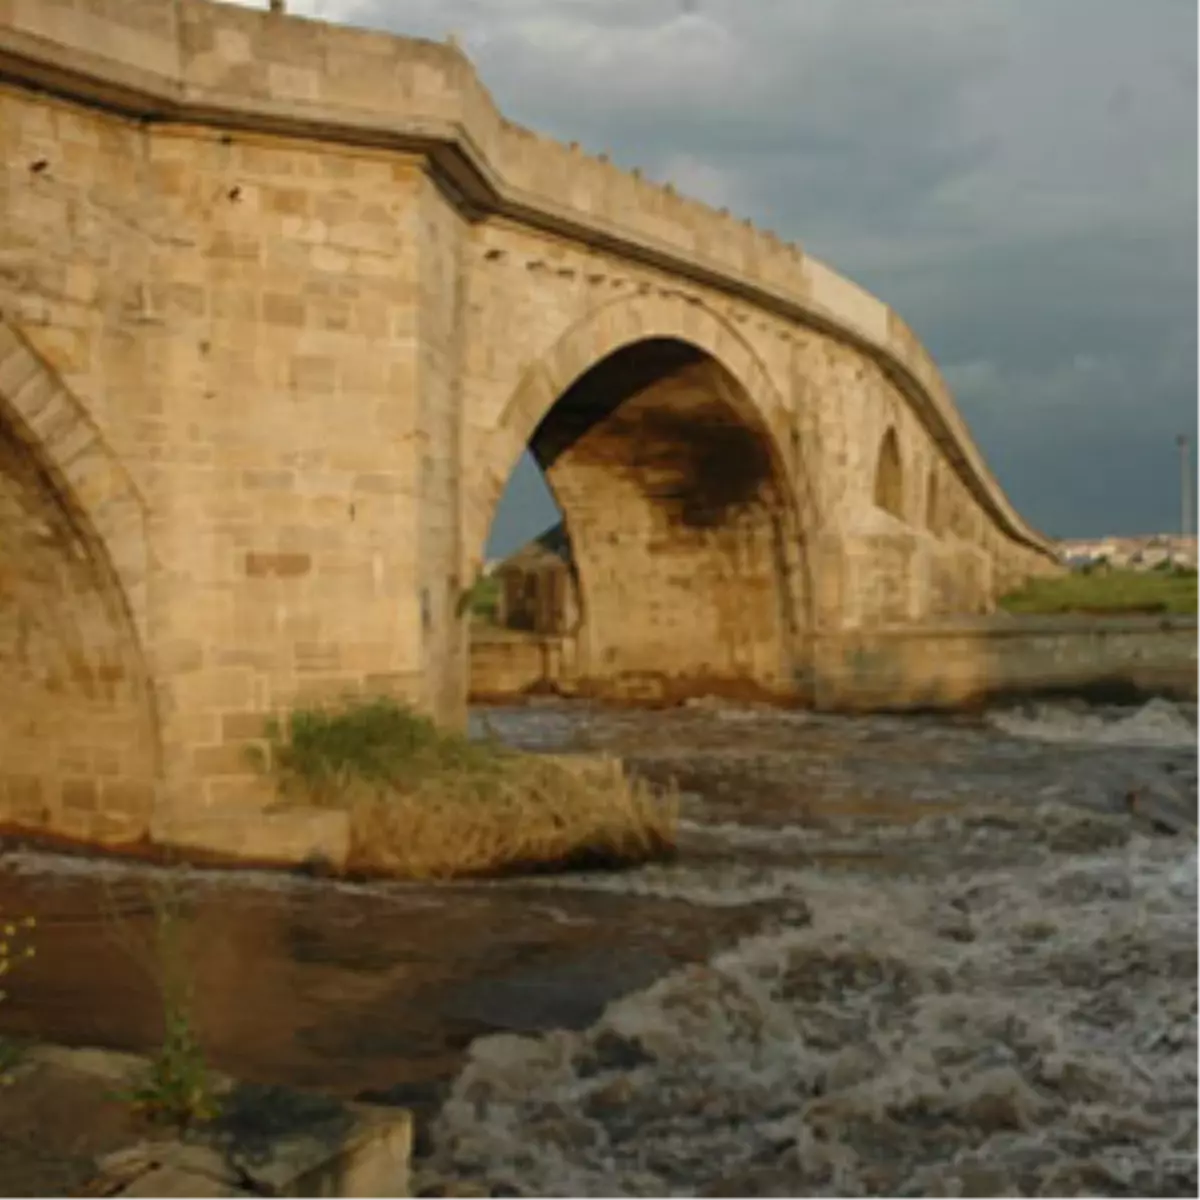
top-left (263, 699), bottom-right (677, 879)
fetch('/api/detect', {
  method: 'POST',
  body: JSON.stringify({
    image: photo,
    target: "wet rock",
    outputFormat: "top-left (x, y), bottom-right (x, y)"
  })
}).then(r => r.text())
top-left (415, 1180), bottom-right (492, 1199)
top-left (956, 1165), bottom-right (1017, 1197)
top-left (577, 1030), bottom-right (654, 1077)
top-left (1125, 783), bottom-right (1197, 836)
top-left (1042, 867), bottom-right (1133, 905)
top-left (521, 1109), bottom-right (603, 1155)
top-left (822, 1045), bottom-right (885, 1093)
top-left (1035, 1055), bottom-right (1123, 1104)
top-left (479, 1180), bottom-right (524, 1198)
top-left (1045, 811), bottom-right (1130, 853)
top-left (582, 1073), bottom-right (637, 1114)
top-left (1015, 918), bottom-right (1058, 941)
top-left (698, 1163), bottom-right (799, 1197)
top-left (955, 1067), bottom-right (1050, 1132)
top-left (1038, 1157), bottom-right (1134, 1197)
top-left (933, 908), bottom-right (976, 942)
top-left (778, 947), bottom-right (922, 1005)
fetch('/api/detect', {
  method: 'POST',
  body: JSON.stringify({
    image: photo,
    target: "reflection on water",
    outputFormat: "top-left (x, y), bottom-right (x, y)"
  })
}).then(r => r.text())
top-left (0, 698), bottom-right (1195, 1195)
top-left (0, 862), bottom-right (773, 1109)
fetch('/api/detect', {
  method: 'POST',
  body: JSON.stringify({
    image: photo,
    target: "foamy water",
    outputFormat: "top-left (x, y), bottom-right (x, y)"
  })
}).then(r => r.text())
top-left (422, 699), bottom-right (1198, 1197)
top-left (987, 697), bottom-right (1198, 750)
top-left (424, 818), bottom-right (1197, 1197)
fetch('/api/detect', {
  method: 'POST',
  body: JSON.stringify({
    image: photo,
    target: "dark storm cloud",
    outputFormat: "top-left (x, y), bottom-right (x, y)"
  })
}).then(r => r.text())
top-left (268, 0), bottom-right (1196, 544)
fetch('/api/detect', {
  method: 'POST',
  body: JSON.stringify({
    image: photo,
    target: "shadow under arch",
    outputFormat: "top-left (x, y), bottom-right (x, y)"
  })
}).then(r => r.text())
top-left (472, 294), bottom-right (817, 702)
top-left (0, 317), bottom-right (161, 840)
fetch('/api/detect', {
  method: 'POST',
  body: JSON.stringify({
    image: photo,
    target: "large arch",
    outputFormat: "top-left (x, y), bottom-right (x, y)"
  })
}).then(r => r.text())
top-left (472, 294), bottom-right (813, 702)
top-left (0, 317), bottom-right (159, 843)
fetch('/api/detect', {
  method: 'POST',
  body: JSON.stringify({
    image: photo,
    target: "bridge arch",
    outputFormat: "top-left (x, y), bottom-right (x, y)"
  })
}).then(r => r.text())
top-left (474, 293), bottom-right (813, 701)
top-left (926, 465), bottom-right (943, 535)
top-left (873, 426), bottom-right (905, 520)
top-left (0, 318), bottom-right (159, 842)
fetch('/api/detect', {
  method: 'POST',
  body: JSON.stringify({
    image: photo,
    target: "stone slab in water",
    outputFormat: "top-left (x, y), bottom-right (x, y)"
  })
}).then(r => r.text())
top-left (151, 804), bottom-right (352, 873)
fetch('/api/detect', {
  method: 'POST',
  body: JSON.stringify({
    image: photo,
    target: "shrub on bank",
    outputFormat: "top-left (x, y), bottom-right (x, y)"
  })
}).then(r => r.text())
top-left (261, 699), bottom-right (677, 879)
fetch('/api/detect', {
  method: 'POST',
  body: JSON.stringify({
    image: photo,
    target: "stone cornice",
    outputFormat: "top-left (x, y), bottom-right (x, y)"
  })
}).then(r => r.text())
top-left (0, 0), bottom-right (1054, 557)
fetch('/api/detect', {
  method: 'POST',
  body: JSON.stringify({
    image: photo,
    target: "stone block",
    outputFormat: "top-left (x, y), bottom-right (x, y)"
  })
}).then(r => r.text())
top-left (151, 804), bottom-right (351, 872)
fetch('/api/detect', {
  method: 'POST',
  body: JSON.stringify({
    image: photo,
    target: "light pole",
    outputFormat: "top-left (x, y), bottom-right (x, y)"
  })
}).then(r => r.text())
top-left (1178, 433), bottom-right (1192, 538)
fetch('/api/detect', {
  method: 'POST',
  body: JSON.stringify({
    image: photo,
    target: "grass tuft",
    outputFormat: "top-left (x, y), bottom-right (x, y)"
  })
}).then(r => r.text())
top-left (105, 875), bottom-right (220, 1130)
top-left (262, 698), bottom-right (677, 879)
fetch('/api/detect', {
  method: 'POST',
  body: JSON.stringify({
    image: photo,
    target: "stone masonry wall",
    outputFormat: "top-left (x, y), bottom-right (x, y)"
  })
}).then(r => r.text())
top-left (0, 0), bottom-right (1065, 850)
top-left (470, 619), bottom-right (1199, 711)
top-left (415, 176), bottom-right (469, 723)
top-left (538, 355), bottom-right (794, 700)
top-left (0, 382), bottom-right (156, 844)
top-left (0, 0), bottom-right (1053, 564)
top-left (0, 83), bottom-right (434, 824)
top-left (811, 617), bottom-right (1199, 711)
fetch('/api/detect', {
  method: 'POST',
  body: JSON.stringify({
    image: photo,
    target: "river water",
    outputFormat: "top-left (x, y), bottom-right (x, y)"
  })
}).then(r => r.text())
top-left (0, 697), bottom-right (1195, 1196)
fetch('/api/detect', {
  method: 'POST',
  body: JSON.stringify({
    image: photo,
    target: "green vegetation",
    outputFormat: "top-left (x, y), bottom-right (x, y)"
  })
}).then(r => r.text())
top-left (262, 698), bottom-right (677, 879)
top-left (108, 876), bottom-right (220, 1130)
top-left (999, 564), bottom-right (1198, 616)
top-left (458, 573), bottom-right (502, 624)
top-left (0, 916), bottom-right (36, 1085)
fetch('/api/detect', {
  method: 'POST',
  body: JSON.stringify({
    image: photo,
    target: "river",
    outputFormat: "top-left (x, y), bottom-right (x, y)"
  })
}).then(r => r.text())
top-left (0, 697), bottom-right (1195, 1196)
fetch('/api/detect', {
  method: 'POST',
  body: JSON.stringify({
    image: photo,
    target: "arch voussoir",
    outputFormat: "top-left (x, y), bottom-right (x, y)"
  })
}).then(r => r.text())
top-left (0, 318), bottom-right (149, 643)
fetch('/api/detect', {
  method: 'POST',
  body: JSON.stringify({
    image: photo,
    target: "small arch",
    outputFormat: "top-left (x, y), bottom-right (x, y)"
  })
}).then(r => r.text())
top-left (873, 426), bottom-right (905, 520)
top-left (925, 466), bottom-right (942, 535)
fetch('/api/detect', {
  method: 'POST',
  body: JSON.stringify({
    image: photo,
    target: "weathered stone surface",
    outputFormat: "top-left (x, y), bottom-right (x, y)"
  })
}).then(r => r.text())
top-left (471, 617), bottom-right (1198, 710)
top-left (151, 804), bottom-right (352, 872)
top-left (0, 0), bottom-right (1061, 860)
top-left (231, 1107), bottom-right (412, 1197)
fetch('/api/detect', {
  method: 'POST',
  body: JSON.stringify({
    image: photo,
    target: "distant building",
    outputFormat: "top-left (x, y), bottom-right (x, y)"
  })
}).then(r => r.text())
top-left (1056, 534), bottom-right (1197, 572)
top-left (492, 523), bottom-right (578, 635)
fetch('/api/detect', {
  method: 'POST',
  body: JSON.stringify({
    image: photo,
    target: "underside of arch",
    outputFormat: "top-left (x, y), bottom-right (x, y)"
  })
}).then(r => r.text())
top-left (0, 318), bottom-right (158, 843)
top-left (478, 303), bottom-right (811, 703)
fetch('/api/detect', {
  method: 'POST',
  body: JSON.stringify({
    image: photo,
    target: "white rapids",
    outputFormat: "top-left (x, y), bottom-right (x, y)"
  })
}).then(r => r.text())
top-left (421, 699), bottom-right (1198, 1197)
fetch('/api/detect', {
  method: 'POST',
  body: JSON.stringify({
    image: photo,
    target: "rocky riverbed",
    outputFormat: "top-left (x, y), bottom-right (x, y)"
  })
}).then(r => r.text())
top-left (0, 697), bottom-right (1195, 1197)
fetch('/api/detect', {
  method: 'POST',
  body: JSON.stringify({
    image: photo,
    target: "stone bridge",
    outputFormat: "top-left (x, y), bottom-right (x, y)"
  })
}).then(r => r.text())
top-left (0, 0), bottom-right (1056, 846)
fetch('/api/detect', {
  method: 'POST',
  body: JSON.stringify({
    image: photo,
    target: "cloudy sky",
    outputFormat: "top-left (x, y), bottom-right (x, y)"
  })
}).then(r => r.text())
top-left (238, 0), bottom-right (1195, 552)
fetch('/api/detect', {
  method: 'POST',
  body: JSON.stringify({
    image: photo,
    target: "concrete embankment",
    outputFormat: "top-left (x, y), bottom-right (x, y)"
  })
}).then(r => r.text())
top-left (470, 614), bottom-right (1198, 710)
